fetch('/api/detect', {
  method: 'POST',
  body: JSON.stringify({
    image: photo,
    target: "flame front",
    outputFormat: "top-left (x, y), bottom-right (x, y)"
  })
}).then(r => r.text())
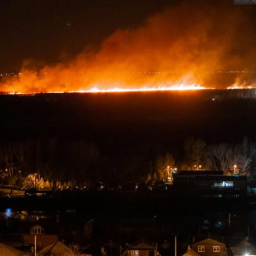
top-left (4, 84), bottom-right (206, 95)
top-left (77, 84), bottom-right (206, 94)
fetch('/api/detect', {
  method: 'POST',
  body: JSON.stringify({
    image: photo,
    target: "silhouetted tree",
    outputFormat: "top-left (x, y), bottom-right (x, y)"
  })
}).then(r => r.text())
top-left (208, 143), bottom-right (233, 175)
top-left (184, 137), bottom-right (206, 170)
top-left (154, 152), bottom-right (175, 181)
top-left (233, 137), bottom-right (253, 175)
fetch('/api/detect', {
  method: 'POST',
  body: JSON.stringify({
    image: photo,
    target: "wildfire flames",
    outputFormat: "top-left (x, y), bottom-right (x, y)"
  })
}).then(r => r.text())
top-left (85, 84), bottom-right (206, 93)
top-left (1, 0), bottom-right (256, 94)
top-left (6, 84), bottom-right (207, 95)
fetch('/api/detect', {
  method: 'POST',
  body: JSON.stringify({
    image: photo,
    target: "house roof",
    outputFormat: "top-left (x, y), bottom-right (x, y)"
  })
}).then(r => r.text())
top-left (129, 242), bottom-right (157, 250)
top-left (37, 241), bottom-right (75, 256)
top-left (183, 247), bottom-right (202, 256)
top-left (193, 238), bottom-right (226, 247)
top-left (231, 237), bottom-right (256, 254)
top-left (0, 243), bottom-right (31, 256)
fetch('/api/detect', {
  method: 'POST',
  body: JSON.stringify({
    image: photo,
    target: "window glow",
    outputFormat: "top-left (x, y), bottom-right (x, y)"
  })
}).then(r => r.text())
top-left (213, 246), bottom-right (220, 252)
top-left (214, 181), bottom-right (233, 187)
top-left (198, 246), bottom-right (205, 252)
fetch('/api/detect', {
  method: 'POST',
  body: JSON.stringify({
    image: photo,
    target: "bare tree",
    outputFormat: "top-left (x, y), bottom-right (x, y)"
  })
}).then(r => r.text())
top-left (155, 152), bottom-right (175, 181)
top-left (233, 137), bottom-right (254, 175)
top-left (67, 141), bottom-right (100, 186)
top-left (209, 144), bottom-right (233, 175)
top-left (0, 143), bottom-right (15, 178)
top-left (184, 137), bottom-right (206, 169)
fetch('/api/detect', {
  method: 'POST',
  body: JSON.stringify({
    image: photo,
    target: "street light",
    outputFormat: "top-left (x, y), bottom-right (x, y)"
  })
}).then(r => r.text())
top-left (234, 165), bottom-right (237, 174)
top-left (194, 165), bottom-right (201, 170)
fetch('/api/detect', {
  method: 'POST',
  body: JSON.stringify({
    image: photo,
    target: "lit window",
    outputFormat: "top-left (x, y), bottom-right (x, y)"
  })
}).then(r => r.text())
top-left (213, 246), bottom-right (220, 252)
top-left (214, 181), bottom-right (233, 187)
top-left (198, 246), bottom-right (205, 252)
top-left (135, 250), bottom-right (139, 256)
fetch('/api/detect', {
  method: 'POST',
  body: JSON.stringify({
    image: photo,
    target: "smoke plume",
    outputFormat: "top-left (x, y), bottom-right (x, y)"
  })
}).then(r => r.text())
top-left (1, 0), bottom-right (256, 93)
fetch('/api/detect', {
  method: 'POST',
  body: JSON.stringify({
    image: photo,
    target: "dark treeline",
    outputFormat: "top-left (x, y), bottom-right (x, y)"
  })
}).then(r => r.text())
top-left (2, 92), bottom-right (256, 188)
top-left (1, 136), bottom-right (256, 189)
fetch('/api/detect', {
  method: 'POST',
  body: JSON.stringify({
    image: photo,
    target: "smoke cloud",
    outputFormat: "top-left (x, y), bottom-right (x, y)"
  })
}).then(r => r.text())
top-left (1, 0), bottom-right (256, 93)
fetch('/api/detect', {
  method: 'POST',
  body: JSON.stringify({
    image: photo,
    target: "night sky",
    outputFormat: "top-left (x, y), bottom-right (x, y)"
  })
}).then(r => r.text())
top-left (0, 0), bottom-right (173, 72)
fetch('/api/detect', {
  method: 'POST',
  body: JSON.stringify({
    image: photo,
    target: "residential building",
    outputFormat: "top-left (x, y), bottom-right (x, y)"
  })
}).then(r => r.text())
top-left (192, 238), bottom-right (228, 256)
top-left (172, 171), bottom-right (247, 198)
top-left (122, 242), bottom-right (158, 256)
top-left (231, 237), bottom-right (256, 256)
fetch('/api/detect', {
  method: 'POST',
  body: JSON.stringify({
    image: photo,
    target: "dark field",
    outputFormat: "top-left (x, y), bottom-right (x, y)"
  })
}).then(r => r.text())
top-left (1, 89), bottom-right (256, 155)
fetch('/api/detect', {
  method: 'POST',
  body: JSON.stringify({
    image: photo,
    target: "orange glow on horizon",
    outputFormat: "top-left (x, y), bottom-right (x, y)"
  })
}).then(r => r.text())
top-left (3, 84), bottom-right (208, 95)
top-left (4, 84), bottom-right (256, 95)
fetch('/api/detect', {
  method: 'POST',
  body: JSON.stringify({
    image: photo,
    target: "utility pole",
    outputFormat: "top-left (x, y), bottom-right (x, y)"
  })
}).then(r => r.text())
top-left (34, 234), bottom-right (37, 256)
top-left (175, 235), bottom-right (177, 256)
top-left (120, 246), bottom-right (122, 256)
top-left (30, 225), bottom-right (44, 256)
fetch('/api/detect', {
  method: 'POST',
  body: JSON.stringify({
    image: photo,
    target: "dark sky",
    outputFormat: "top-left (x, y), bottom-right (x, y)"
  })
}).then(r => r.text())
top-left (0, 0), bottom-right (173, 72)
